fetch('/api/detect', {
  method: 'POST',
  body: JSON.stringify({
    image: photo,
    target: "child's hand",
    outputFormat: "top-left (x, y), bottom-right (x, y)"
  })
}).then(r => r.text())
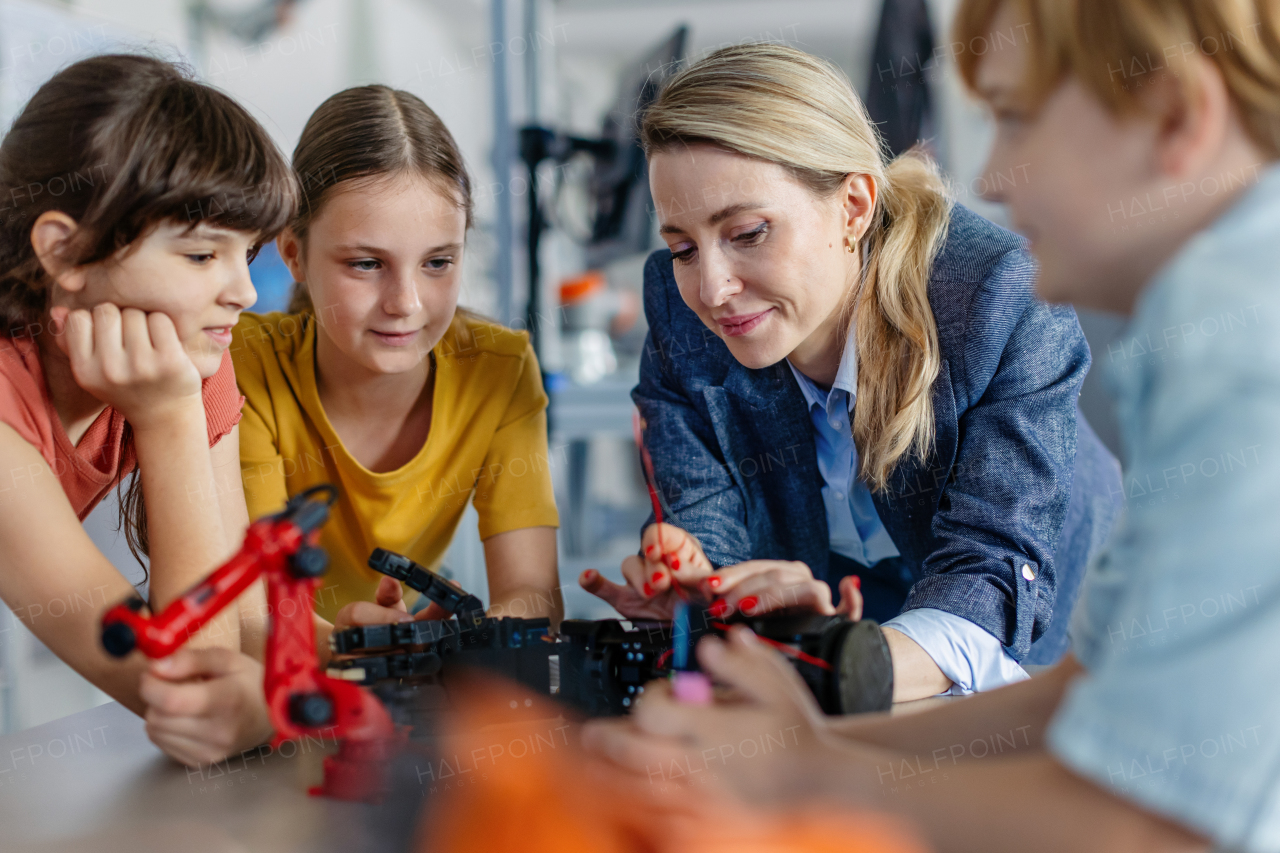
top-left (139, 647), bottom-right (273, 768)
top-left (582, 626), bottom-right (836, 803)
top-left (580, 523), bottom-right (714, 620)
top-left (51, 303), bottom-right (203, 429)
top-left (332, 575), bottom-right (452, 632)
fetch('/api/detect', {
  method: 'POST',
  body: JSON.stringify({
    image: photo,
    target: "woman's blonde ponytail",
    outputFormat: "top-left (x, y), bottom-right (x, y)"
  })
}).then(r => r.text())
top-left (851, 149), bottom-right (951, 488)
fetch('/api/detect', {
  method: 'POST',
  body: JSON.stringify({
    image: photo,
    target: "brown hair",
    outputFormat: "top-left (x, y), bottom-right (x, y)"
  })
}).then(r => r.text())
top-left (0, 53), bottom-right (296, 561)
top-left (641, 44), bottom-right (952, 491)
top-left (953, 0), bottom-right (1280, 157)
top-left (285, 85), bottom-right (473, 314)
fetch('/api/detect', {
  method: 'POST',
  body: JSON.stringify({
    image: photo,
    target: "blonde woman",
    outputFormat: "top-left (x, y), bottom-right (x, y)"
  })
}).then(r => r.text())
top-left (580, 43), bottom-right (1120, 702)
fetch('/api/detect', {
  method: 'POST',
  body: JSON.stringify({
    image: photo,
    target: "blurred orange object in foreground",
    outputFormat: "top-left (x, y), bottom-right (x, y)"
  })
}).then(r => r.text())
top-left (414, 677), bottom-right (928, 853)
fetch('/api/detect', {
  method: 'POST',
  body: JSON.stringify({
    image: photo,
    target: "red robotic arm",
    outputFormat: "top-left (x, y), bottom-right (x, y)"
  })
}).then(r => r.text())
top-left (101, 484), bottom-right (399, 801)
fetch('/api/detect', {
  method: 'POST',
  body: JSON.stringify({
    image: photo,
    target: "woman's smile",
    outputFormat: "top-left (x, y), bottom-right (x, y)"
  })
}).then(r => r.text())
top-left (715, 307), bottom-right (774, 337)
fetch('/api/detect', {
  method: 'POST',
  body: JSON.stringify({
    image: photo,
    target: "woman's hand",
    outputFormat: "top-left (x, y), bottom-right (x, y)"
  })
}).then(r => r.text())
top-left (580, 524), bottom-right (865, 622)
top-left (52, 303), bottom-right (202, 429)
top-left (333, 575), bottom-right (452, 632)
top-left (579, 523), bottom-right (714, 620)
top-left (582, 626), bottom-right (852, 804)
top-left (138, 647), bottom-right (273, 767)
top-left (704, 562), bottom-right (864, 620)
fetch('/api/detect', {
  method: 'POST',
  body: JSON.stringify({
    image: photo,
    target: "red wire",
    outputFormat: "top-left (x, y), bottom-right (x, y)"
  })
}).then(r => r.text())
top-left (710, 621), bottom-right (833, 671)
top-left (634, 411), bottom-right (690, 602)
top-left (634, 412), bottom-right (662, 524)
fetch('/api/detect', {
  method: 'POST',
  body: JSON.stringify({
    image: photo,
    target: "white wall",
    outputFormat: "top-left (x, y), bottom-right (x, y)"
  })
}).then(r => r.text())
top-left (58, 0), bottom-right (505, 316)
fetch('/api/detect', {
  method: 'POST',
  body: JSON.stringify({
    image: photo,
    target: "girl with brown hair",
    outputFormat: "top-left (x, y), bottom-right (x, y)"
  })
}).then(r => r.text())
top-left (0, 54), bottom-right (296, 764)
top-left (231, 86), bottom-right (561, 635)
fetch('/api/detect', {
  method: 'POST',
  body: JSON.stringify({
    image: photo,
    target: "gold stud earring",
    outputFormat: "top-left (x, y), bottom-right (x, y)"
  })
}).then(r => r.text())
top-left (845, 235), bottom-right (856, 254)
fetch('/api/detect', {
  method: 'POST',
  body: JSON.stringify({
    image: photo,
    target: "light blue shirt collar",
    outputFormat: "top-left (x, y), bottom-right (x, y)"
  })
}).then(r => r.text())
top-left (786, 322), bottom-right (857, 415)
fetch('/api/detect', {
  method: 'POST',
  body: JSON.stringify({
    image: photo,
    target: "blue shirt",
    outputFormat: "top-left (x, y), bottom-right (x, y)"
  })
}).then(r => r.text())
top-left (786, 333), bottom-right (1028, 695)
top-left (1048, 164), bottom-right (1280, 850)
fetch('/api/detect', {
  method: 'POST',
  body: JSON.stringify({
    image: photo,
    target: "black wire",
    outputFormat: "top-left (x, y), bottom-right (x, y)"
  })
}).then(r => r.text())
top-left (295, 483), bottom-right (338, 507)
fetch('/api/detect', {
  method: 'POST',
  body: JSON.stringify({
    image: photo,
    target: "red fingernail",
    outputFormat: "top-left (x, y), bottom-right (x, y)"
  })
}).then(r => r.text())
top-left (739, 596), bottom-right (758, 614)
top-left (643, 582), bottom-right (654, 596)
top-left (708, 599), bottom-right (731, 618)
top-left (652, 571), bottom-right (664, 584)
top-left (671, 558), bottom-right (680, 571)
top-left (645, 545), bottom-right (656, 556)
top-left (707, 576), bottom-right (721, 589)
top-left (851, 575), bottom-right (861, 590)
top-left (584, 569), bottom-right (596, 579)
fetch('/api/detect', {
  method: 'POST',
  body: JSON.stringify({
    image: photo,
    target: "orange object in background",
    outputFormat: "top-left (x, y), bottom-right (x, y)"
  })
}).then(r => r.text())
top-left (414, 676), bottom-right (929, 853)
top-left (559, 270), bottom-right (607, 305)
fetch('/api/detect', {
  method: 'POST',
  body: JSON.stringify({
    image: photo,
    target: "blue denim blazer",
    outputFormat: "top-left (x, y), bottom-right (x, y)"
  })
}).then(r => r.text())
top-left (633, 204), bottom-right (1121, 662)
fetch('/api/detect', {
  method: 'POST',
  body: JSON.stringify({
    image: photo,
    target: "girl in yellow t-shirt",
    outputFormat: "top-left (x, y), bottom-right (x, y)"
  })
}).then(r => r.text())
top-left (230, 86), bottom-right (561, 631)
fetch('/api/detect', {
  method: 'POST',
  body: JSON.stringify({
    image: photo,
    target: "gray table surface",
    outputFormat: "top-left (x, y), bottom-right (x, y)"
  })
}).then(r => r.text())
top-left (0, 702), bottom-right (400, 853)
top-left (0, 683), bottom-right (980, 852)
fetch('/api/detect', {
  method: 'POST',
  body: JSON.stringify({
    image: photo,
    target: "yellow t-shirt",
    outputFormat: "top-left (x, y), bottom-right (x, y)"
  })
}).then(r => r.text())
top-left (230, 310), bottom-right (559, 623)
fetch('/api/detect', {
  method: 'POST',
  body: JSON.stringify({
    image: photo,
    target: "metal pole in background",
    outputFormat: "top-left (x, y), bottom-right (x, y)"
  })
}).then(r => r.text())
top-left (523, 0), bottom-right (539, 122)
top-left (521, 0), bottom-right (541, 357)
top-left (491, 0), bottom-right (515, 328)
